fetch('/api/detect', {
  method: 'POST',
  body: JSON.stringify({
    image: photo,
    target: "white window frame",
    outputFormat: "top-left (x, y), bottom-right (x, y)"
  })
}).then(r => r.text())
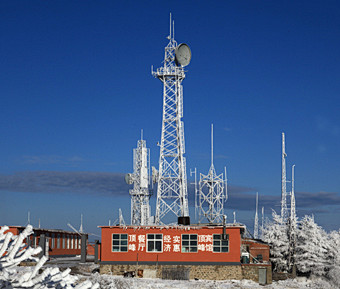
top-left (213, 234), bottom-right (229, 253)
top-left (112, 234), bottom-right (128, 252)
top-left (57, 234), bottom-right (60, 249)
top-left (147, 234), bottom-right (163, 253)
top-left (51, 233), bottom-right (55, 249)
top-left (181, 234), bottom-right (198, 253)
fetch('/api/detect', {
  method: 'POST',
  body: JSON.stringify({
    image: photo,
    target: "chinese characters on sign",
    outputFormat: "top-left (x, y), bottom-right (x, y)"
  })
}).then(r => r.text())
top-left (121, 234), bottom-right (214, 253)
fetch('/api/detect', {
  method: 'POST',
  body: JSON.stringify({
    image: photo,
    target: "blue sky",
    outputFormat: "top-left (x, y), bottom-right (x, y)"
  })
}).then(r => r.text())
top-left (1, 1), bottom-right (340, 239)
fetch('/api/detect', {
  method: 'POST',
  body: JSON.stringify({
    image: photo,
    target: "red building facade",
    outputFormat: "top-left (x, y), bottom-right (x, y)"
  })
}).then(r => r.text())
top-left (2, 226), bottom-right (85, 257)
top-left (100, 225), bottom-right (242, 265)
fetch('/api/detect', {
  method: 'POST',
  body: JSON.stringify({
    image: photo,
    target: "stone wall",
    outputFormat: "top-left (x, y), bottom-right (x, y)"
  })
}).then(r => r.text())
top-left (241, 264), bottom-right (272, 284)
top-left (100, 263), bottom-right (272, 283)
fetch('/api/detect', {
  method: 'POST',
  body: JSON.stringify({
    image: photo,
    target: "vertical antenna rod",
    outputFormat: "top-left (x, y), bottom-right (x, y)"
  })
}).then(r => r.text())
top-left (79, 214), bottom-right (84, 234)
top-left (169, 13), bottom-right (172, 39)
top-left (254, 192), bottom-right (259, 239)
top-left (211, 124), bottom-right (214, 167)
top-left (261, 207), bottom-right (264, 233)
top-left (281, 132), bottom-right (288, 221)
top-left (290, 165), bottom-right (296, 224)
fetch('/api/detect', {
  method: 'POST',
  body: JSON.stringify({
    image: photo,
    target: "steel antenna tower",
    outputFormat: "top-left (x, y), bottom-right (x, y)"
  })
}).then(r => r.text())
top-left (290, 165), bottom-right (296, 228)
top-left (288, 164), bottom-right (297, 272)
top-left (197, 124), bottom-right (228, 224)
top-left (281, 132), bottom-right (288, 222)
top-left (254, 192), bottom-right (259, 239)
top-left (125, 131), bottom-right (151, 225)
top-left (153, 14), bottom-right (191, 224)
top-left (261, 206), bottom-right (264, 239)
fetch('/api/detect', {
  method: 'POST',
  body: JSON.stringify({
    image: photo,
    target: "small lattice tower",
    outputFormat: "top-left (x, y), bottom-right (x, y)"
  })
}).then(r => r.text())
top-left (197, 124), bottom-right (228, 224)
top-left (125, 132), bottom-right (151, 226)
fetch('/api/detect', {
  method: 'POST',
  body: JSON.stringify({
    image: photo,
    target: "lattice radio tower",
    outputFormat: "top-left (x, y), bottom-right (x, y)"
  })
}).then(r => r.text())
top-left (195, 124), bottom-right (228, 224)
top-left (152, 15), bottom-right (191, 224)
top-left (125, 131), bottom-right (151, 226)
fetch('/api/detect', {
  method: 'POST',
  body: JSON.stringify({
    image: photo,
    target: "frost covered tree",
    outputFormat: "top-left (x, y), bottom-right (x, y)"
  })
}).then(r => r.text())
top-left (262, 210), bottom-right (289, 272)
top-left (0, 225), bottom-right (99, 289)
top-left (295, 215), bottom-right (330, 277)
top-left (327, 229), bottom-right (340, 287)
top-left (287, 209), bottom-right (297, 273)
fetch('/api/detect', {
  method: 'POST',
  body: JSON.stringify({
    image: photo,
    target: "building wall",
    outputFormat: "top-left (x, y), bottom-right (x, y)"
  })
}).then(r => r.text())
top-left (242, 239), bottom-right (270, 263)
top-left (2, 226), bottom-right (84, 257)
top-left (241, 264), bottom-right (272, 284)
top-left (100, 263), bottom-right (272, 283)
top-left (100, 264), bottom-right (243, 280)
top-left (100, 225), bottom-right (241, 264)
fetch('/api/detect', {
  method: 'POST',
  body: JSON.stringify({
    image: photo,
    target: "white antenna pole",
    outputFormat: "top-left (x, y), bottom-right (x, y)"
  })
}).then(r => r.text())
top-left (233, 211), bottom-right (236, 223)
top-left (211, 124), bottom-right (214, 167)
top-left (67, 223), bottom-right (82, 236)
top-left (119, 208), bottom-right (126, 226)
top-left (38, 219), bottom-right (41, 229)
top-left (169, 13), bottom-right (172, 39)
top-left (254, 192), bottom-right (259, 239)
top-left (290, 164), bottom-right (296, 224)
top-left (292, 165), bottom-right (295, 196)
top-left (193, 168), bottom-right (197, 221)
top-left (141, 129), bottom-right (143, 141)
top-left (224, 166), bottom-right (228, 200)
top-left (79, 214), bottom-right (84, 234)
top-left (281, 132), bottom-right (288, 221)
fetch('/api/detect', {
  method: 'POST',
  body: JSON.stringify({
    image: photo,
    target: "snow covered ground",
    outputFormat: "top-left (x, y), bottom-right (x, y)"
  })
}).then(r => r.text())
top-left (81, 273), bottom-right (335, 289)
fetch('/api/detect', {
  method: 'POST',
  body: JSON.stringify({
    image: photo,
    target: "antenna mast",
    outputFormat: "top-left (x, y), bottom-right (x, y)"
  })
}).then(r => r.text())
top-left (79, 214), bottom-right (84, 234)
top-left (254, 192), bottom-right (259, 239)
top-left (290, 165), bottom-right (296, 227)
top-left (261, 206), bottom-right (264, 238)
top-left (126, 133), bottom-right (152, 225)
top-left (152, 15), bottom-right (189, 224)
top-left (197, 125), bottom-right (228, 224)
top-left (281, 132), bottom-right (288, 221)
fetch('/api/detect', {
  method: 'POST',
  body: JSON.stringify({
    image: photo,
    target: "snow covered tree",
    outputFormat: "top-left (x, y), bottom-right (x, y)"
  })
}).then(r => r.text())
top-left (0, 225), bottom-right (99, 289)
top-left (262, 210), bottom-right (289, 272)
top-left (295, 215), bottom-right (330, 277)
top-left (327, 229), bottom-right (340, 287)
top-left (287, 210), bottom-right (298, 274)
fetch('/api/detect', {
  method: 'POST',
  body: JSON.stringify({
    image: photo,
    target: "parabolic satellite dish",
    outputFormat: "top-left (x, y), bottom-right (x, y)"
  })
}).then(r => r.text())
top-left (175, 43), bottom-right (191, 67)
top-left (125, 173), bottom-right (134, 185)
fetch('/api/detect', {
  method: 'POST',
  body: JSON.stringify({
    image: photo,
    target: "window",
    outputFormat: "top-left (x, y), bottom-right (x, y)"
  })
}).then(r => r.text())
top-left (213, 234), bottom-right (229, 252)
top-left (62, 235), bottom-right (65, 249)
top-left (181, 234), bottom-right (198, 252)
top-left (75, 236), bottom-right (78, 249)
top-left (71, 236), bottom-right (74, 249)
top-left (57, 234), bottom-right (61, 249)
top-left (67, 236), bottom-right (70, 249)
top-left (78, 237), bottom-right (81, 249)
top-left (112, 234), bottom-right (128, 252)
top-left (51, 233), bottom-right (55, 249)
top-left (147, 234), bottom-right (163, 252)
